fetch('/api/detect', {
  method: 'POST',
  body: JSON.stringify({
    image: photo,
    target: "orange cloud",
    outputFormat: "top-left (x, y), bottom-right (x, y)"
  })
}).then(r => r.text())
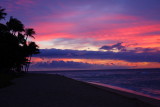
top-left (31, 57), bottom-right (160, 69)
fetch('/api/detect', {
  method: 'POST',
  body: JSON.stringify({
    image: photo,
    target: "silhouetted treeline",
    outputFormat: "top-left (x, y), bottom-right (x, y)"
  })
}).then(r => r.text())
top-left (0, 7), bottom-right (39, 73)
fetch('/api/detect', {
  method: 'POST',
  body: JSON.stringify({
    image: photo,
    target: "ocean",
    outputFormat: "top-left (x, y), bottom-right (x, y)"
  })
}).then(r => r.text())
top-left (30, 69), bottom-right (160, 100)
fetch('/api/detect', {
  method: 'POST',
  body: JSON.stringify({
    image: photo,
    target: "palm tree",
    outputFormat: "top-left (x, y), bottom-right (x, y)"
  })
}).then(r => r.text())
top-left (6, 16), bottom-right (24, 35)
top-left (0, 31), bottom-right (20, 72)
top-left (0, 23), bottom-right (8, 33)
top-left (0, 7), bottom-right (7, 20)
top-left (0, 6), bottom-right (39, 73)
top-left (25, 42), bottom-right (39, 72)
top-left (18, 32), bottom-right (26, 45)
top-left (25, 28), bottom-right (35, 41)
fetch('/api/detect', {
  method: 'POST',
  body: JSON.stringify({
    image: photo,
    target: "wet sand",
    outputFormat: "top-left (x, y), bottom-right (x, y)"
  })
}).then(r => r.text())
top-left (0, 73), bottom-right (158, 107)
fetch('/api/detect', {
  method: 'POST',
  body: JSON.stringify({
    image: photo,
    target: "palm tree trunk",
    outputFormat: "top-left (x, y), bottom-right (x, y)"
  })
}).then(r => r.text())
top-left (26, 55), bottom-right (32, 72)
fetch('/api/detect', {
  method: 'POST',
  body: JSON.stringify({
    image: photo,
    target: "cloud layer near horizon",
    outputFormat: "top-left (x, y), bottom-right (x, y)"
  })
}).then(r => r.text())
top-left (35, 48), bottom-right (160, 63)
top-left (30, 60), bottom-right (129, 71)
top-left (30, 48), bottom-right (160, 70)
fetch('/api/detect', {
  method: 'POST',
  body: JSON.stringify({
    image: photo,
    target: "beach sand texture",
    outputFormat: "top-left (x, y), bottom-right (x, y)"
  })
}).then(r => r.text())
top-left (0, 73), bottom-right (157, 107)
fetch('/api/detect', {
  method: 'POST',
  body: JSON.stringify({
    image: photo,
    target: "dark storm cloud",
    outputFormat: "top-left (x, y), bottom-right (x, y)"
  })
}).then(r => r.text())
top-left (35, 48), bottom-right (160, 62)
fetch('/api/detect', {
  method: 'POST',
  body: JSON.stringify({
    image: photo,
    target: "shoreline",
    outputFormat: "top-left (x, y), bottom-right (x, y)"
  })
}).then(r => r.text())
top-left (44, 72), bottom-right (160, 101)
top-left (53, 74), bottom-right (160, 106)
top-left (86, 82), bottom-right (160, 107)
top-left (42, 73), bottom-right (160, 106)
top-left (0, 73), bottom-right (159, 107)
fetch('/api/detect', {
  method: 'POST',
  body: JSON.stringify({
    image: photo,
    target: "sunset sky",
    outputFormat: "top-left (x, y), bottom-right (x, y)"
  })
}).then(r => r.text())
top-left (1, 0), bottom-right (160, 70)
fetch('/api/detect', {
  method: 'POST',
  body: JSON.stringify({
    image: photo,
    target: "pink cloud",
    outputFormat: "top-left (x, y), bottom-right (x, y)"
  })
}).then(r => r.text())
top-left (35, 33), bottom-right (75, 41)
top-left (79, 22), bottom-right (160, 49)
top-left (23, 8), bottom-right (160, 50)
top-left (30, 22), bottom-right (75, 40)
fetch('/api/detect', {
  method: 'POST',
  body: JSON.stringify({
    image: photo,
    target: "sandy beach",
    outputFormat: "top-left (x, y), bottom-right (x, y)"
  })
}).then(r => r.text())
top-left (0, 73), bottom-right (159, 107)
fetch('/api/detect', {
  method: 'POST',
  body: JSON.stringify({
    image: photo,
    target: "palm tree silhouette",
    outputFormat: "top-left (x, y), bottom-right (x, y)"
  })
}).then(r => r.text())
top-left (0, 7), bottom-right (7, 20)
top-left (6, 16), bottom-right (24, 35)
top-left (0, 6), bottom-right (39, 73)
top-left (0, 23), bottom-right (8, 33)
top-left (25, 42), bottom-right (39, 72)
top-left (25, 28), bottom-right (35, 41)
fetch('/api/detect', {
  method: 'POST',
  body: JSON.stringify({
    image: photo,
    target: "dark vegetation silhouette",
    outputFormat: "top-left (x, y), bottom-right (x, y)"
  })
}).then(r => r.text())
top-left (0, 7), bottom-right (39, 73)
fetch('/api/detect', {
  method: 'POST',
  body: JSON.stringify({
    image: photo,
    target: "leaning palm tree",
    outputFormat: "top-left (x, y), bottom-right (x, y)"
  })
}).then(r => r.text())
top-left (0, 7), bottom-right (7, 20)
top-left (25, 28), bottom-right (35, 41)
